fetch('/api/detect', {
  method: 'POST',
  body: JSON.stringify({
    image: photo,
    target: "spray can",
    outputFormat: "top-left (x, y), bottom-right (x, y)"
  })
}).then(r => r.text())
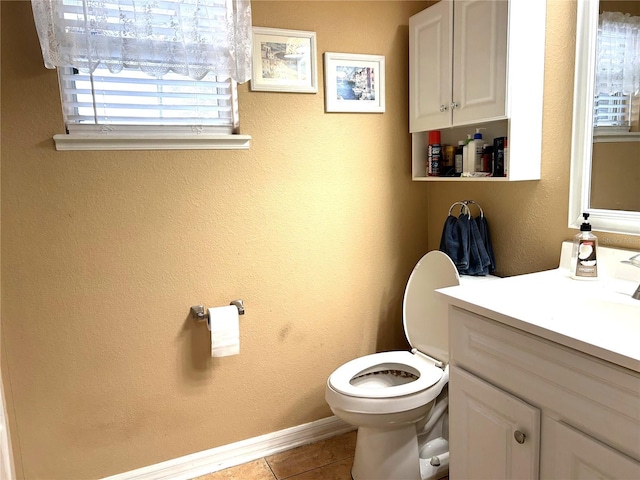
top-left (427, 130), bottom-right (442, 177)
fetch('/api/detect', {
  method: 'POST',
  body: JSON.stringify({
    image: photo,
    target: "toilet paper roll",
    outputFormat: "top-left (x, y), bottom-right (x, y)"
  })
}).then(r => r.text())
top-left (207, 305), bottom-right (240, 357)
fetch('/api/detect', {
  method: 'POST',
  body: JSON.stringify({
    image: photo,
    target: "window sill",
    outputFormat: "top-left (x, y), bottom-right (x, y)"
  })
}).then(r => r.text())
top-left (593, 128), bottom-right (640, 143)
top-left (53, 133), bottom-right (251, 151)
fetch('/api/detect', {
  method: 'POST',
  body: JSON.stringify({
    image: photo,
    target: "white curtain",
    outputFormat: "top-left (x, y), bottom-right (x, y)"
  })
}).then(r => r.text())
top-left (30, 0), bottom-right (252, 82)
top-left (596, 11), bottom-right (640, 96)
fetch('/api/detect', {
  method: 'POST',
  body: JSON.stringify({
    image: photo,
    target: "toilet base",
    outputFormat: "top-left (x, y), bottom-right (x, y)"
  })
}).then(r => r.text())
top-left (351, 425), bottom-right (421, 480)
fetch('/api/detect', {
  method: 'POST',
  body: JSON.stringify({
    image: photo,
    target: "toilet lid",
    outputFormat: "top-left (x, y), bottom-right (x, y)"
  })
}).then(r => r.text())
top-left (403, 250), bottom-right (459, 364)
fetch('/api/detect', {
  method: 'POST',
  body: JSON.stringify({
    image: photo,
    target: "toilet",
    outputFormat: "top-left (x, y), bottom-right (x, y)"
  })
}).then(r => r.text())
top-left (326, 250), bottom-right (482, 480)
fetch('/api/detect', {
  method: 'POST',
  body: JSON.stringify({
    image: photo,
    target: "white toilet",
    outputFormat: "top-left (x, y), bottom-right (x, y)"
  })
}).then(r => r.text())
top-left (326, 250), bottom-right (473, 480)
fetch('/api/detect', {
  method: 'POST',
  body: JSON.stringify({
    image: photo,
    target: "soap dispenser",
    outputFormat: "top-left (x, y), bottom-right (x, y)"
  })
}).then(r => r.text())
top-left (571, 213), bottom-right (598, 280)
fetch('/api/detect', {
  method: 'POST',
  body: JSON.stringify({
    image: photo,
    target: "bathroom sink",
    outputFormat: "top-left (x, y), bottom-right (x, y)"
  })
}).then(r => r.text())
top-left (436, 242), bottom-right (640, 372)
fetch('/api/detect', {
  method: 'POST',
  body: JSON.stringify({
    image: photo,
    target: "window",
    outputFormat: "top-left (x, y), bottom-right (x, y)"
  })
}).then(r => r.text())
top-left (31, 0), bottom-right (252, 150)
top-left (594, 11), bottom-right (640, 130)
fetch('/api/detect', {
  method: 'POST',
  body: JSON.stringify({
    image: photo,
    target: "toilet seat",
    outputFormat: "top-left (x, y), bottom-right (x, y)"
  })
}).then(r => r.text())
top-left (328, 351), bottom-right (443, 399)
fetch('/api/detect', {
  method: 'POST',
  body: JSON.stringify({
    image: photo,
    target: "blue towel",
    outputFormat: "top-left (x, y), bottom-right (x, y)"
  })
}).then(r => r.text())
top-left (439, 214), bottom-right (470, 273)
top-left (475, 215), bottom-right (496, 273)
top-left (440, 210), bottom-right (495, 276)
top-left (463, 218), bottom-right (491, 276)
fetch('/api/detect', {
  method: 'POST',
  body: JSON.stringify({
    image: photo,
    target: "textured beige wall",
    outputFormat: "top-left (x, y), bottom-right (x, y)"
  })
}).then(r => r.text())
top-left (1, 1), bottom-right (432, 478)
top-left (2, 1), bottom-right (640, 479)
top-left (591, 142), bottom-right (640, 211)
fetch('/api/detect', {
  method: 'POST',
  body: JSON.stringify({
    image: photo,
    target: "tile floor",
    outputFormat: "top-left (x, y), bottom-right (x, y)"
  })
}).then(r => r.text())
top-left (192, 430), bottom-right (449, 480)
top-left (192, 431), bottom-right (357, 480)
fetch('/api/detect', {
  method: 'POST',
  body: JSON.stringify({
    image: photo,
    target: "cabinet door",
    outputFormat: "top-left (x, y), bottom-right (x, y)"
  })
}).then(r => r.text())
top-left (409, 0), bottom-right (452, 132)
top-left (452, 0), bottom-right (508, 126)
top-left (450, 365), bottom-right (540, 480)
top-left (541, 419), bottom-right (640, 480)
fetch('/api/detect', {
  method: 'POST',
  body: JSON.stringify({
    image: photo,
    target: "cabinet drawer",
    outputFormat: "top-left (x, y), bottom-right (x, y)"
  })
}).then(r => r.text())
top-left (450, 306), bottom-right (640, 461)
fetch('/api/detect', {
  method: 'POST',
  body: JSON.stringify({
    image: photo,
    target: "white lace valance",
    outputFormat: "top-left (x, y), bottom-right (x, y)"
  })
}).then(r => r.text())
top-left (30, 0), bottom-right (252, 83)
top-left (596, 11), bottom-right (640, 96)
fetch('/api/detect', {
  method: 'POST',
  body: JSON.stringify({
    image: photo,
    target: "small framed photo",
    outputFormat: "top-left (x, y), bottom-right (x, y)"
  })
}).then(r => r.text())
top-left (323, 52), bottom-right (385, 113)
top-left (251, 27), bottom-right (318, 93)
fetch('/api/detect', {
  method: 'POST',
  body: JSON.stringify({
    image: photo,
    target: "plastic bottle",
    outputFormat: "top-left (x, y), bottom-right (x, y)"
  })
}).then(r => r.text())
top-left (454, 140), bottom-right (465, 176)
top-left (472, 128), bottom-right (485, 172)
top-left (570, 213), bottom-right (598, 280)
top-left (481, 144), bottom-right (493, 173)
top-left (503, 137), bottom-right (509, 177)
top-left (492, 137), bottom-right (506, 177)
top-left (462, 133), bottom-right (474, 174)
top-left (427, 130), bottom-right (442, 177)
top-left (442, 145), bottom-right (456, 176)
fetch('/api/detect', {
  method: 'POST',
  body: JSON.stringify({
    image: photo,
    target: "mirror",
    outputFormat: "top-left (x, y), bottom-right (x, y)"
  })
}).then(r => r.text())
top-left (569, 0), bottom-right (640, 236)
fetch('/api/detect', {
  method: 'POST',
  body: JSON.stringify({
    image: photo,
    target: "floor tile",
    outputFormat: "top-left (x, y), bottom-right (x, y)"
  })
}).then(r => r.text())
top-left (284, 457), bottom-right (353, 480)
top-left (265, 431), bottom-right (357, 479)
top-left (192, 458), bottom-right (276, 480)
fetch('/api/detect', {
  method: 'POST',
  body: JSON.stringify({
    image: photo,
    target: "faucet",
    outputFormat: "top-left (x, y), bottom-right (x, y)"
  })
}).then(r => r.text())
top-left (621, 254), bottom-right (640, 300)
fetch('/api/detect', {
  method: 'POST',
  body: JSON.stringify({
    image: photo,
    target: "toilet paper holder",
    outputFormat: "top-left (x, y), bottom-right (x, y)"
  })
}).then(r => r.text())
top-left (191, 300), bottom-right (245, 322)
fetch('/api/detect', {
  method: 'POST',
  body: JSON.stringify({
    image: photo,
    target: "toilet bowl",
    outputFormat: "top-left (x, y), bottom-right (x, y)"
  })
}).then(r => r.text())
top-left (326, 250), bottom-right (489, 480)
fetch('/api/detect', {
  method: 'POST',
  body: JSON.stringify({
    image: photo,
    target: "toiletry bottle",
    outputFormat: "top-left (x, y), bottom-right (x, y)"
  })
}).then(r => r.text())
top-left (427, 130), bottom-right (442, 177)
top-left (571, 213), bottom-right (598, 280)
top-left (472, 128), bottom-right (485, 172)
top-left (492, 137), bottom-right (506, 177)
top-left (503, 137), bottom-right (509, 177)
top-left (454, 140), bottom-right (464, 176)
top-left (481, 144), bottom-right (493, 173)
top-left (442, 145), bottom-right (455, 176)
top-left (462, 133), bottom-right (474, 174)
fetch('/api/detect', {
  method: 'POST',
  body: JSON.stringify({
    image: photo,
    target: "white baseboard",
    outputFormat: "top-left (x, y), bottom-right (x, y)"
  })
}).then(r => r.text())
top-left (103, 416), bottom-right (354, 480)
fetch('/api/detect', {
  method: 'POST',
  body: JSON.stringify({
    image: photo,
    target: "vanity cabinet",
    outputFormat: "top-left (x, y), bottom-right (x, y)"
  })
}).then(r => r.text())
top-left (448, 307), bottom-right (640, 479)
top-left (449, 366), bottom-right (540, 479)
top-left (409, 0), bottom-right (546, 181)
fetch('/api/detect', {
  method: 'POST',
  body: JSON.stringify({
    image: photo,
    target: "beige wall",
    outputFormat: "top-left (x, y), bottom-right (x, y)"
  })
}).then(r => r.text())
top-left (1, 1), bottom-right (639, 479)
top-left (591, 142), bottom-right (640, 211)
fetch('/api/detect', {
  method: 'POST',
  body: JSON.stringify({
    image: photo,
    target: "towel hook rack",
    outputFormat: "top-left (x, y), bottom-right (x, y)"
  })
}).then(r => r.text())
top-left (191, 299), bottom-right (245, 323)
top-left (448, 201), bottom-right (470, 218)
top-left (463, 200), bottom-right (484, 218)
top-left (448, 200), bottom-right (485, 219)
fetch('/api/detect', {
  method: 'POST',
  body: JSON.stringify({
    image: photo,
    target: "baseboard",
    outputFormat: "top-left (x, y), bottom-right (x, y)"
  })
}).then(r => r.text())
top-left (103, 416), bottom-right (355, 480)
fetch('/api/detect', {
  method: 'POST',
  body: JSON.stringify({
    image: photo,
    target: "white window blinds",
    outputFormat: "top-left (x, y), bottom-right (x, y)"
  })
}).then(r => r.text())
top-left (59, 66), bottom-right (239, 131)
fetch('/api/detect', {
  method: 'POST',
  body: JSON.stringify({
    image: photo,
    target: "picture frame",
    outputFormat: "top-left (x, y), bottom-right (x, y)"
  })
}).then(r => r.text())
top-left (251, 27), bottom-right (318, 93)
top-left (323, 52), bottom-right (385, 113)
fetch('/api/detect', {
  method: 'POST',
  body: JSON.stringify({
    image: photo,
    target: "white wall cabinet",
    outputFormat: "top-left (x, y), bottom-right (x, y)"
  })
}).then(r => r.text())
top-left (409, 0), bottom-right (546, 181)
top-left (449, 307), bottom-right (640, 480)
top-left (409, 0), bottom-right (507, 132)
top-left (449, 366), bottom-right (539, 480)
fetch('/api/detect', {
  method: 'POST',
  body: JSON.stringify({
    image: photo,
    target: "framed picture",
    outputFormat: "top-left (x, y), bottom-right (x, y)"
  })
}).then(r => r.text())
top-left (251, 27), bottom-right (318, 93)
top-left (323, 52), bottom-right (385, 113)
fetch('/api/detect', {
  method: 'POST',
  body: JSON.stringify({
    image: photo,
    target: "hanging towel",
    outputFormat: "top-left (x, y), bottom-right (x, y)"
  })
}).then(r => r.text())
top-left (474, 215), bottom-right (496, 273)
top-left (439, 213), bottom-right (471, 273)
top-left (440, 201), bottom-right (496, 276)
top-left (463, 218), bottom-right (492, 276)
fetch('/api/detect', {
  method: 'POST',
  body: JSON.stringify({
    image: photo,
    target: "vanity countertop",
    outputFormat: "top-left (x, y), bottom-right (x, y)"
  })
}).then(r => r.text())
top-left (436, 243), bottom-right (640, 373)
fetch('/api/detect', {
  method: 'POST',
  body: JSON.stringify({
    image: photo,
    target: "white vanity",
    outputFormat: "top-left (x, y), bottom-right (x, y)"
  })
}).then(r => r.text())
top-left (437, 242), bottom-right (640, 479)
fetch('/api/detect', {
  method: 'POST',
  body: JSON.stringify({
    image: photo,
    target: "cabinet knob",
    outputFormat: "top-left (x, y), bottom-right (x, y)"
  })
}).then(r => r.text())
top-left (450, 102), bottom-right (459, 110)
top-left (439, 104), bottom-right (448, 112)
top-left (514, 430), bottom-right (526, 444)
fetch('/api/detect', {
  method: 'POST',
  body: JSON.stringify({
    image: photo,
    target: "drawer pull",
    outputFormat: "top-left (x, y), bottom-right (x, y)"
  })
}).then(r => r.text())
top-left (514, 430), bottom-right (526, 444)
